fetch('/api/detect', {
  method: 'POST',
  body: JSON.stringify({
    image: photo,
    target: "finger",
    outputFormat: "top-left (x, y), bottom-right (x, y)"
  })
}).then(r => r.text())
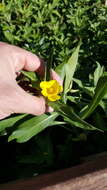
top-left (14, 47), bottom-right (45, 75)
top-left (0, 112), bottom-right (11, 120)
top-left (45, 105), bottom-right (54, 113)
top-left (24, 53), bottom-right (45, 75)
top-left (13, 84), bottom-right (46, 115)
top-left (50, 69), bottom-right (63, 85)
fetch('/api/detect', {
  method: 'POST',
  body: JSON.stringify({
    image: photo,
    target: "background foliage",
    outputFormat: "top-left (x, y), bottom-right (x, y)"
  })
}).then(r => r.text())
top-left (0, 0), bottom-right (107, 183)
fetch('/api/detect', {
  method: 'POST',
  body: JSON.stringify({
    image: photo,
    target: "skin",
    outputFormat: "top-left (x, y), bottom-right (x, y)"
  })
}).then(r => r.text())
top-left (0, 42), bottom-right (62, 120)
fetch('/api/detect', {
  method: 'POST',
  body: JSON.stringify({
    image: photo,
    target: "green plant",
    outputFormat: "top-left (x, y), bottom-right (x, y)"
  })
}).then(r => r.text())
top-left (0, 42), bottom-right (107, 143)
top-left (0, 0), bottom-right (107, 182)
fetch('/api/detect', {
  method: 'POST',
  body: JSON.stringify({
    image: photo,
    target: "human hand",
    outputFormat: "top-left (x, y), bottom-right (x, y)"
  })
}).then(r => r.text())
top-left (0, 42), bottom-right (61, 120)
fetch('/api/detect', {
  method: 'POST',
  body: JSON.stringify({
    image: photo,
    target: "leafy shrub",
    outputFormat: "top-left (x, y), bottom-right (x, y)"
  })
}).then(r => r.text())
top-left (0, 0), bottom-right (107, 67)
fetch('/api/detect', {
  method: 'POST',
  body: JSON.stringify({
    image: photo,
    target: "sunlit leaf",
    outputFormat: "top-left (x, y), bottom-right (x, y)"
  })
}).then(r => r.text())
top-left (21, 71), bottom-right (38, 81)
top-left (55, 62), bottom-right (66, 80)
top-left (8, 112), bottom-right (58, 143)
top-left (81, 72), bottom-right (107, 119)
top-left (49, 101), bottom-right (101, 131)
top-left (94, 62), bottom-right (104, 86)
top-left (64, 41), bottom-right (81, 94)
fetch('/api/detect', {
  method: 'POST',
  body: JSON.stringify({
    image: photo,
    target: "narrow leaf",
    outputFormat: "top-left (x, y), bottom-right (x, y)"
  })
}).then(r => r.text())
top-left (55, 62), bottom-right (66, 80)
top-left (8, 112), bottom-right (58, 143)
top-left (0, 114), bottom-right (26, 132)
top-left (94, 62), bottom-right (104, 86)
top-left (81, 73), bottom-right (107, 119)
top-left (64, 42), bottom-right (81, 93)
top-left (49, 102), bottom-right (101, 131)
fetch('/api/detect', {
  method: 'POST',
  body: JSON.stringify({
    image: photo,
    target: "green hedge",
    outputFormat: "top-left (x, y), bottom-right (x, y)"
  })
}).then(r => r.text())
top-left (0, 0), bottom-right (107, 69)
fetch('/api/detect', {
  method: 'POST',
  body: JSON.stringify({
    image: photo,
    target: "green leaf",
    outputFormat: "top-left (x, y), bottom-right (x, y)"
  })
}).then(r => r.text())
top-left (8, 112), bottom-right (58, 143)
top-left (81, 72), bottom-right (107, 119)
top-left (73, 78), bottom-right (83, 88)
top-left (4, 30), bottom-right (14, 43)
top-left (49, 102), bottom-right (101, 131)
top-left (21, 71), bottom-right (38, 81)
top-left (73, 78), bottom-right (94, 97)
top-left (55, 62), bottom-right (66, 81)
top-left (67, 96), bottom-right (77, 103)
top-left (94, 62), bottom-right (104, 86)
top-left (0, 114), bottom-right (26, 132)
top-left (64, 41), bottom-right (81, 94)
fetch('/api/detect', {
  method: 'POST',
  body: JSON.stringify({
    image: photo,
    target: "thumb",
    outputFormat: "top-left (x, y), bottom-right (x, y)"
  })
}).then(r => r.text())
top-left (13, 84), bottom-right (46, 115)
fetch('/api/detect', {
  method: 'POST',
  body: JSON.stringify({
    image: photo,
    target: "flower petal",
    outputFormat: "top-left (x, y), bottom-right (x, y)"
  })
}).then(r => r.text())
top-left (41, 89), bottom-right (48, 97)
top-left (47, 80), bottom-right (56, 87)
top-left (40, 81), bottom-right (48, 89)
top-left (48, 95), bottom-right (61, 101)
top-left (59, 85), bottom-right (63, 93)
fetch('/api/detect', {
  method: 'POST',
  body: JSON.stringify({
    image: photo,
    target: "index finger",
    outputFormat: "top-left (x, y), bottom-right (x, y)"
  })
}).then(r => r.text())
top-left (11, 45), bottom-right (45, 75)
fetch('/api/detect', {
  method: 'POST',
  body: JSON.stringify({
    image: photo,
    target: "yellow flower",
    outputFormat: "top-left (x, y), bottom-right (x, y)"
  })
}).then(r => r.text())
top-left (40, 80), bottom-right (63, 101)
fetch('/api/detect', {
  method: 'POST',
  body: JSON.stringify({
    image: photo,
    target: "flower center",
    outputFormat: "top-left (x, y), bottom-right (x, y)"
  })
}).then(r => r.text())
top-left (47, 87), bottom-right (55, 94)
